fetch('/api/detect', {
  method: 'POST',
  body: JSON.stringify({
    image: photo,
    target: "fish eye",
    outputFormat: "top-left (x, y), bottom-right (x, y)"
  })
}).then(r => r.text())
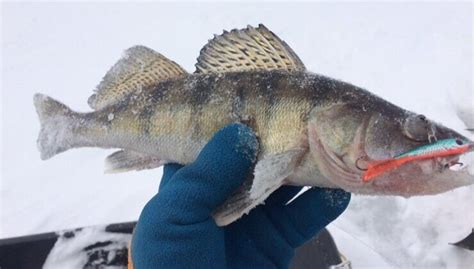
top-left (417, 115), bottom-right (427, 122)
top-left (402, 114), bottom-right (431, 142)
top-left (455, 139), bottom-right (463, 145)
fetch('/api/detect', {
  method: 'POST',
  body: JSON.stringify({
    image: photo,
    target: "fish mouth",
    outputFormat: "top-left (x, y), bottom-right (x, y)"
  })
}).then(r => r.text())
top-left (314, 129), bottom-right (474, 196)
top-left (310, 115), bottom-right (474, 196)
top-left (359, 140), bottom-right (474, 194)
top-left (355, 135), bottom-right (474, 190)
top-left (390, 139), bottom-right (474, 175)
top-left (331, 148), bottom-right (473, 196)
top-left (416, 154), bottom-right (464, 174)
top-left (359, 139), bottom-right (474, 196)
top-left (366, 154), bottom-right (473, 196)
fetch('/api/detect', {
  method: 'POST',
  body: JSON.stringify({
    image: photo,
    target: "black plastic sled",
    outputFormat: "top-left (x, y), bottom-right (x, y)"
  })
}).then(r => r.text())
top-left (0, 222), bottom-right (348, 269)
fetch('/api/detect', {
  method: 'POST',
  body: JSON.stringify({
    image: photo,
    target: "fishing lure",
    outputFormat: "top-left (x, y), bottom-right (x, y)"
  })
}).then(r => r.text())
top-left (363, 138), bottom-right (472, 182)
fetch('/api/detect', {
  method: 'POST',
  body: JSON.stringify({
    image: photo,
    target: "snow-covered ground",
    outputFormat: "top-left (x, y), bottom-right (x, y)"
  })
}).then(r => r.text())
top-left (1, 2), bottom-right (473, 268)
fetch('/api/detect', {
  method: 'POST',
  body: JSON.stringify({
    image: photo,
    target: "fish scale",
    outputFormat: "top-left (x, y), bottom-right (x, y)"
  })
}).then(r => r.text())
top-left (33, 24), bottom-right (474, 226)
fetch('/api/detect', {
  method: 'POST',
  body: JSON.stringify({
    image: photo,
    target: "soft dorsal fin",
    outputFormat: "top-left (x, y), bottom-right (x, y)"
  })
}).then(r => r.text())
top-left (194, 24), bottom-right (306, 74)
top-left (88, 45), bottom-right (188, 110)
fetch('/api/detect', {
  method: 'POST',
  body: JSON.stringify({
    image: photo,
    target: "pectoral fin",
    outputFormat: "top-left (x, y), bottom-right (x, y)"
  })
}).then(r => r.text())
top-left (104, 150), bottom-right (164, 173)
top-left (213, 148), bottom-right (306, 226)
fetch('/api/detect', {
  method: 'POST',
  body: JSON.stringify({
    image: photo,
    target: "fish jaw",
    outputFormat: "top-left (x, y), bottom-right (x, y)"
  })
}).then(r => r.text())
top-left (362, 140), bottom-right (474, 182)
top-left (359, 139), bottom-right (474, 195)
top-left (307, 115), bottom-right (474, 196)
top-left (361, 157), bottom-right (474, 197)
top-left (311, 135), bottom-right (474, 196)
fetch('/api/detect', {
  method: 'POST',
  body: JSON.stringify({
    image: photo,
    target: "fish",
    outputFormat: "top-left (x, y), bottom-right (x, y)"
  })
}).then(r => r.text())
top-left (33, 24), bottom-right (474, 226)
top-left (362, 138), bottom-right (474, 182)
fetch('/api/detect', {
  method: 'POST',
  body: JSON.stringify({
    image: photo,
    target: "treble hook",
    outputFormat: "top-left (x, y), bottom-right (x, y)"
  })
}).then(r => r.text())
top-left (427, 124), bottom-right (438, 143)
top-left (445, 162), bottom-right (464, 170)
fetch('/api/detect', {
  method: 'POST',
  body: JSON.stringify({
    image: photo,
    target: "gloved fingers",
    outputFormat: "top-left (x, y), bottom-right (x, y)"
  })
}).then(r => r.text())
top-left (159, 163), bottom-right (184, 190)
top-left (266, 187), bottom-right (350, 248)
top-left (264, 185), bottom-right (302, 206)
top-left (157, 123), bottom-right (259, 223)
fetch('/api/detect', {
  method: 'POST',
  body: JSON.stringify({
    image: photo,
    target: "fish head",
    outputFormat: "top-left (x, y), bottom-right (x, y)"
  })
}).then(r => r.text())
top-left (308, 102), bottom-right (474, 197)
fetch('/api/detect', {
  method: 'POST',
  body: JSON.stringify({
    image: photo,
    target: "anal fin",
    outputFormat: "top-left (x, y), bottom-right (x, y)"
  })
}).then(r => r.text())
top-left (213, 148), bottom-right (306, 226)
top-left (104, 150), bottom-right (165, 173)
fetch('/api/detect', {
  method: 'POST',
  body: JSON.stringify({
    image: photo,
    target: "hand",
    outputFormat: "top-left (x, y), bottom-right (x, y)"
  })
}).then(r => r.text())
top-left (130, 124), bottom-right (351, 268)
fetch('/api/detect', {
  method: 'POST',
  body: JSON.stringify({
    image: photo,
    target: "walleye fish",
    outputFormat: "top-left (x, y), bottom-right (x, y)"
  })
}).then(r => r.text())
top-left (34, 24), bottom-right (474, 226)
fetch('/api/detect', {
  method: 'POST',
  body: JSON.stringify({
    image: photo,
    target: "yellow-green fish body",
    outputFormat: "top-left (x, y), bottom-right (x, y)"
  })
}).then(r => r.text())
top-left (34, 25), bottom-right (474, 225)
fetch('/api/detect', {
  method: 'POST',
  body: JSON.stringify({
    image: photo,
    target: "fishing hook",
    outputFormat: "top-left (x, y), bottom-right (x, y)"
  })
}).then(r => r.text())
top-left (445, 162), bottom-right (464, 170)
top-left (355, 155), bottom-right (369, 171)
top-left (427, 124), bottom-right (438, 143)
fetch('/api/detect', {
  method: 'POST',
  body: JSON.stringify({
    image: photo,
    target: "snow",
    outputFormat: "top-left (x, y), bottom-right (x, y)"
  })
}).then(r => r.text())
top-left (43, 225), bottom-right (131, 269)
top-left (1, 2), bottom-right (473, 268)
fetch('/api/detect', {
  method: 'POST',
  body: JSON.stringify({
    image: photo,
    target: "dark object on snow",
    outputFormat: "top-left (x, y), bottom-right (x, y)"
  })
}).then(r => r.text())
top-left (0, 222), bottom-right (345, 269)
top-left (290, 228), bottom-right (347, 269)
top-left (451, 229), bottom-right (474, 251)
top-left (0, 222), bottom-right (135, 269)
top-left (0, 230), bottom-right (57, 269)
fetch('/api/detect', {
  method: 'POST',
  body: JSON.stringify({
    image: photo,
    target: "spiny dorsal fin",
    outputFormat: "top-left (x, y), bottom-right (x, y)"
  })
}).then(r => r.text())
top-left (89, 45), bottom-right (188, 110)
top-left (194, 24), bottom-right (305, 74)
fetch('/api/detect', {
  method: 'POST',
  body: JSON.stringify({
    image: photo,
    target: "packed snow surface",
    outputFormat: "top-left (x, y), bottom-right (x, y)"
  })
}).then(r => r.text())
top-left (1, 2), bottom-right (473, 268)
top-left (43, 225), bottom-right (131, 269)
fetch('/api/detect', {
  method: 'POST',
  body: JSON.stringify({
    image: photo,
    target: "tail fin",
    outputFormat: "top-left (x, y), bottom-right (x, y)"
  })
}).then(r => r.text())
top-left (34, 93), bottom-right (77, 160)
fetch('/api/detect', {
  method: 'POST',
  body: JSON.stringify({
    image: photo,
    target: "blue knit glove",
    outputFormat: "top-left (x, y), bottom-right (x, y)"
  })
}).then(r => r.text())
top-left (131, 124), bottom-right (351, 269)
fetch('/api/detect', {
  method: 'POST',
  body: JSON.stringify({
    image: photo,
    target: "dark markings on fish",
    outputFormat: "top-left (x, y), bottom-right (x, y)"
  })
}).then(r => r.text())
top-left (232, 93), bottom-right (242, 121)
top-left (34, 26), bottom-right (473, 227)
top-left (266, 72), bottom-right (281, 107)
top-left (190, 75), bottom-right (213, 107)
top-left (149, 81), bottom-right (172, 103)
top-left (85, 96), bottom-right (131, 129)
top-left (192, 75), bottom-right (215, 139)
top-left (137, 89), bottom-right (161, 136)
top-left (139, 106), bottom-right (153, 136)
